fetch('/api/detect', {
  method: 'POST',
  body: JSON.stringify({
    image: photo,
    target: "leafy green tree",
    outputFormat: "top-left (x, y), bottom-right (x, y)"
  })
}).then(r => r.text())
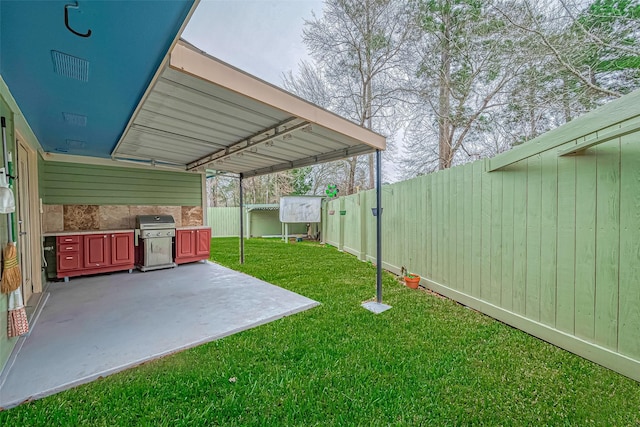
top-left (290, 167), bottom-right (313, 195)
top-left (402, 0), bottom-right (530, 173)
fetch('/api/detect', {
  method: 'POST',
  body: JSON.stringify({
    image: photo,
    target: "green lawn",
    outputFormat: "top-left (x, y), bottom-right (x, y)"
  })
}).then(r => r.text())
top-left (2, 238), bottom-right (639, 425)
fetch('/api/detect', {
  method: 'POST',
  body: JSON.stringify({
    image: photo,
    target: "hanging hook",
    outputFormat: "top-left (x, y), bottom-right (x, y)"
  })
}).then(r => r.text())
top-left (64, 1), bottom-right (92, 38)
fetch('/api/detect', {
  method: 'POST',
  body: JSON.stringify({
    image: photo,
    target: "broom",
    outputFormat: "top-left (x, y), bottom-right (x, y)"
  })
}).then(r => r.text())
top-left (1, 242), bottom-right (21, 294)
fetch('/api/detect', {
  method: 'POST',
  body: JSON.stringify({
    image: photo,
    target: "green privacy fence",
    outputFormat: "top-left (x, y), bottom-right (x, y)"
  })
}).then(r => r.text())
top-left (322, 89), bottom-right (640, 382)
top-left (207, 207), bottom-right (240, 237)
top-left (207, 207), bottom-right (308, 238)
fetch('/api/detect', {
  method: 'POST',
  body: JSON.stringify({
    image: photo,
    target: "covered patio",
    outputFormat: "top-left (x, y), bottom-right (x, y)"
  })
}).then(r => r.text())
top-left (0, 1), bottom-right (387, 409)
top-left (0, 261), bottom-right (318, 409)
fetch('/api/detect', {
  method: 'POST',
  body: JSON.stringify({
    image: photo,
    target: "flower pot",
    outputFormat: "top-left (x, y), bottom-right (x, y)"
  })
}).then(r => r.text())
top-left (404, 275), bottom-right (420, 289)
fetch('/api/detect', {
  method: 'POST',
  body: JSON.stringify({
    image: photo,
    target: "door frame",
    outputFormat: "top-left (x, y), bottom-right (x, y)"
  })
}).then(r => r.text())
top-left (15, 131), bottom-right (42, 297)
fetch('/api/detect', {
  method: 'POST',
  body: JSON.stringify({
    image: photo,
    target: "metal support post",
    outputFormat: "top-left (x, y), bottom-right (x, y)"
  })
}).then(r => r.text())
top-left (376, 149), bottom-right (382, 303)
top-left (239, 174), bottom-right (244, 264)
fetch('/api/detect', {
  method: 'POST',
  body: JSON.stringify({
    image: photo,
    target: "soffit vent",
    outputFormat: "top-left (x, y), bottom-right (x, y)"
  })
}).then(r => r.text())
top-left (51, 50), bottom-right (89, 82)
top-left (62, 112), bottom-right (87, 127)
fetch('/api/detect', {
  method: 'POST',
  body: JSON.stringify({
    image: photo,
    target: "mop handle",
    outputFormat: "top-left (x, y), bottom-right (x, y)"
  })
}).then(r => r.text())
top-left (1, 116), bottom-right (13, 243)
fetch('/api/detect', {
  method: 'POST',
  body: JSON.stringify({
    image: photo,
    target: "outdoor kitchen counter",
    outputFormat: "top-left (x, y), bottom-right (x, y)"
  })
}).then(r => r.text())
top-left (43, 229), bottom-right (135, 237)
top-left (176, 226), bottom-right (211, 230)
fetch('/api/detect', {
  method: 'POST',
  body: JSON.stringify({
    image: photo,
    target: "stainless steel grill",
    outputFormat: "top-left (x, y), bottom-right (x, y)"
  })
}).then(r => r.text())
top-left (136, 215), bottom-right (177, 272)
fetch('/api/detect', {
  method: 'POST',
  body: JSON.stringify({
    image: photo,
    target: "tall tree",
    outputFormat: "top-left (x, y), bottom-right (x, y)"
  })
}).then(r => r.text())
top-left (402, 0), bottom-right (529, 174)
top-left (300, 0), bottom-right (414, 193)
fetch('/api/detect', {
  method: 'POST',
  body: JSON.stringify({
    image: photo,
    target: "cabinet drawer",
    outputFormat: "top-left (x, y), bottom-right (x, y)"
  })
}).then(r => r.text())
top-left (58, 243), bottom-right (80, 253)
top-left (58, 253), bottom-right (81, 271)
top-left (57, 235), bottom-right (80, 244)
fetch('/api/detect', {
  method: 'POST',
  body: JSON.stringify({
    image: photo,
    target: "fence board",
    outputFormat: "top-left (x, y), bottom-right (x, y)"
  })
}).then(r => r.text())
top-left (481, 163), bottom-right (492, 300)
top-left (443, 170), bottom-right (451, 285)
top-left (423, 174), bottom-right (432, 279)
top-left (471, 161), bottom-right (483, 297)
top-left (574, 150), bottom-right (597, 341)
top-left (501, 165), bottom-right (515, 311)
top-left (594, 140), bottom-right (621, 350)
top-left (619, 133), bottom-right (640, 359)
top-left (556, 155), bottom-right (577, 334)
top-left (455, 165), bottom-right (465, 291)
top-left (462, 164), bottom-right (472, 293)
top-left (512, 162), bottom-right (528, 315)
top-left (431, 172), bottom-right (440, 282)
top-left (490, 169), bottom-right (503, 305)
top-left (526, 155), bottom-right (542, 321)
top-left (540, 150), bottom-right (558, 327)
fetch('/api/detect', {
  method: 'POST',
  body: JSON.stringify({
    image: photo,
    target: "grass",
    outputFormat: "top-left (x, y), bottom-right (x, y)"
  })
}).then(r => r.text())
top-left (1, 237), bottom-right (639, 425)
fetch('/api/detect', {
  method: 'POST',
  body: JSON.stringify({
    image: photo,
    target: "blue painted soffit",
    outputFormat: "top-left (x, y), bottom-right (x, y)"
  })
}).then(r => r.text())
top-left (0, 0), bottom-right (195, 158)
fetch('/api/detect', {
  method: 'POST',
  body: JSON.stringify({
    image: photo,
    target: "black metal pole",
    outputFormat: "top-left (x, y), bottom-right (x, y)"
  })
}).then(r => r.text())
top-left (239, 174), bottom-right (244, 264)
top-left (376, 149), bottom-right (382, 303)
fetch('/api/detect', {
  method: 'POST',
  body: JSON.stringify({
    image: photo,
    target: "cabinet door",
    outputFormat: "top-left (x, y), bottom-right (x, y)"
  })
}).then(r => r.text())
top-left (58, 253), bottom-right (81, 271)
top-left (111, 233), bottom-right (134, 266)
top-left (195, 228), bottom-right (211, 256)
top-left (83, 234), bottom-right (110, 268)
top-left (176, 230), bottom-right (196, 258)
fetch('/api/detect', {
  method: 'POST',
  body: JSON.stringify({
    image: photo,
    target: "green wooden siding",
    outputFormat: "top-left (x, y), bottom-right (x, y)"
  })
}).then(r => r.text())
top-left (41, 162), bottom-right (202, 206)
top-left (323, 94), bottom-right (640, 382)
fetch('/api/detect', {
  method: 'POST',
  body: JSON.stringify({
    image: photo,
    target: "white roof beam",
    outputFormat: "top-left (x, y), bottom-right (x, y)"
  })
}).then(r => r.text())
top-left (187, 118), bottom-right (310, 171)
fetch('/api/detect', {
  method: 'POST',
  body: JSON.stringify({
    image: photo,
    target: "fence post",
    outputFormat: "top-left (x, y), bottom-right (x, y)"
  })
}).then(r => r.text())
top-left (321, 199), bottom-right (327, 244)
top-left (359, 192), bottom-right (367, 261)
top-left (339, 197), bottom-right (345, 251)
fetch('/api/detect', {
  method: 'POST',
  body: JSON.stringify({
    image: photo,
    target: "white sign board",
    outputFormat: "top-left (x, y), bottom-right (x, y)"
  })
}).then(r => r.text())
top-left (279, 196), bottom-right (322, 223)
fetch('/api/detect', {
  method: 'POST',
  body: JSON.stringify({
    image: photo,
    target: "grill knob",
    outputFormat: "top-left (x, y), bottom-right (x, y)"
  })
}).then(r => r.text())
top-left (156, 231), bottom-right (161, 237)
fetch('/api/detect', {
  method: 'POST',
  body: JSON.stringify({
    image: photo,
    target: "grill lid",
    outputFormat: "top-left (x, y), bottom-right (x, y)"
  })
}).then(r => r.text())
top-left (136, 215), bottom-right (176, 229)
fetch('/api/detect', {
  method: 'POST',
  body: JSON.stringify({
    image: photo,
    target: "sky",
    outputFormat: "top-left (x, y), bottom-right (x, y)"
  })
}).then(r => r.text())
top-left (182, 0), bottom-right (325, 87)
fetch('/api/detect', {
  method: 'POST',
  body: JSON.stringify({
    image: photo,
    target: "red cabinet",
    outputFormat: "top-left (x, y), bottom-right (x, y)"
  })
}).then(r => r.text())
top-left (56, 232), bottom-right (134, 281)
top-left (176, 229), bottom-right (196, 259)
top-left (196, 228), bottom-right (211, 256)
top-left (175, 228), bottom-right (211, 264)
top-left (83, 234), bottom-right (109, 268)
top-left (111, 233), bottom-right (134, 266)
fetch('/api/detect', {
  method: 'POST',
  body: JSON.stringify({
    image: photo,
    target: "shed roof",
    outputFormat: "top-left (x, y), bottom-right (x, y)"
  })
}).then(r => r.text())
top-left (113, 40), bottom-right (386, 177)
top-left (246, 204), bottom-right (280, 211)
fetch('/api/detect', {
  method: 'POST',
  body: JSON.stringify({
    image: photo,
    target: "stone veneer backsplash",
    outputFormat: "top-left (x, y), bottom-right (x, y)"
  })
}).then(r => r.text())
top-left (42, 205), bottom-right (204, 233)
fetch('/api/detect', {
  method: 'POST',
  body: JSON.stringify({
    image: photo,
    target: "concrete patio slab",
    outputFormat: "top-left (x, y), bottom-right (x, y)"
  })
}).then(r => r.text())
top-left (0, 261), bottom-right (318, 409)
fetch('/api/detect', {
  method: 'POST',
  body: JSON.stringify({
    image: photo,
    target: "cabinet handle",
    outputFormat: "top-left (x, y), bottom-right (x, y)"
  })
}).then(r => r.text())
top-left (66, 256), bottom-right (73, 260)
top-left (111, 235), bottom-right (114, 238)
top-left (103, 235), bottom-right (107, 238)
top-left (66, 247), bottom-right (73, 250)
top-left (191, 231), bottom-right (194, 234)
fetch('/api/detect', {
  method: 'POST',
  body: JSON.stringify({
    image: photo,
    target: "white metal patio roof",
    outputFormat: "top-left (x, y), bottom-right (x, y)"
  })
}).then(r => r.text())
top-left (112, 39), bottom-right (386, 177)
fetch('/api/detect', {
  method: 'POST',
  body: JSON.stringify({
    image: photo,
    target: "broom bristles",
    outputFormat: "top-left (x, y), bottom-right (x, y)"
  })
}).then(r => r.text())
top-left (1, 242), bottom-right (21, 294)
